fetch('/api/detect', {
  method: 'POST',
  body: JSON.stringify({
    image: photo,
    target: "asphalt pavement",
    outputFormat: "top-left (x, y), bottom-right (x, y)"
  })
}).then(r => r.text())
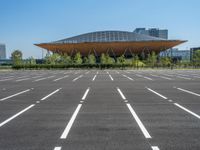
top-left (0, 69), bottom-right (200, 150)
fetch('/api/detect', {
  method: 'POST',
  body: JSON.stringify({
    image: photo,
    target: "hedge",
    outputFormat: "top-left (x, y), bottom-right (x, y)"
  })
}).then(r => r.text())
top-left (12, 64), bottom-right (132, 70)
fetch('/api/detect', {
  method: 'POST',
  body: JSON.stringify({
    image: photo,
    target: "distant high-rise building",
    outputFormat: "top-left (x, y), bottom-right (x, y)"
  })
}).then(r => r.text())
top-left (0, 44), bottom-right (6, 59)
top-left (190, 47), bottom-right (200, 61)
top-left (134, 28), bottom-right (168, 39)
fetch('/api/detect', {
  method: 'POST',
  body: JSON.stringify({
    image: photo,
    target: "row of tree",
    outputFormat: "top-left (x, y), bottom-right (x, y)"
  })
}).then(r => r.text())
top-left (11, 49), bottom-right (200, 68)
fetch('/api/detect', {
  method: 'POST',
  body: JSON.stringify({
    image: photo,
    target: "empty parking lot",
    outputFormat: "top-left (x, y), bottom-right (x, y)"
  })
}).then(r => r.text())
top-left (0, 69), bottom-right (200, 150)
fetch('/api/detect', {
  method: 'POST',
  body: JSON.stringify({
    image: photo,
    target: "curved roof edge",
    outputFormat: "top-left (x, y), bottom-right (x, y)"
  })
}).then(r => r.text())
top-left (48, 30), bottom-right (169, 44)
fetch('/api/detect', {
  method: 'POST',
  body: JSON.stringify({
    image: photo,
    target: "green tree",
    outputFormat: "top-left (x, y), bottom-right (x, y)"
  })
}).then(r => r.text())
top-left (105, 54), bottom-right (115, 64)
top-left (45, 53), bottom-right (61, 65)
top-left (60, 54), bottom-right (72, 64)
top-left (132, 55), bottom-right (139, 68)
top-left (147, 51), bottom-right (157, 68)
top-left (11, 50), bottom-right (23, 65)
top-left (100, 53), bottom-right (107, 64)
top-left (160, 57), bottom-right (171, 67)
top-left (117, 55), bottom-right (126, 65)
top-left (28, 56), bottom-right (36, 65)
top-left (193, 50), bottom-right (200, 67)
top-left (88, 54), bottom-right (96, 64)
top-left (73, 52), bottom-right (82, 64)
top-left (83, 57), bottom-right (89, 64)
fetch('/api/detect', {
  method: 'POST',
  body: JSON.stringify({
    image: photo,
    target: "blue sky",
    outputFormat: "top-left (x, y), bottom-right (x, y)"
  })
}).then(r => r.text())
top-left (0, 0), bottom-right (200, 58)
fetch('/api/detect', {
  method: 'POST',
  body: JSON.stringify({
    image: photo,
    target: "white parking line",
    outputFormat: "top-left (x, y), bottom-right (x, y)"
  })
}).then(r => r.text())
top-left (53, 75), bottom-right (68, 82)
top-left (54, 147), bottom-right (62, 150)
top-left (124, 71), bottom-right (130, 74)
top-left (31, 76), bottom-right (42, 79)
top-left (64, 71), bottom-right (71, 74)
top-left (135, 74), bottom-right (153, 81)
top-left (143, 76), bottom-right (153, 81)
top-left (122, 74), bottom-right (134, 81)
top-left (82, 88), bottom-right (90, 100)
top-left (0, 104), bottom-right (35, 127)
top-left (72, 75), bottom-right (83, 82)
top-left (150, 74), bottom-right (172, 80)
top-left (16, 78), bottom-right (30, 82)
top-left (0, 89), bottom-right (32, 101)
top-left (74, 71), bottom-right (80, 74)
top-left (34, 76), bottom-right (55, 82)
top-left (0, 78), bottom-right (14, 82)
top-left (162, 74), bottom-right (174, 77)
top-left (176, 73), bottom-right (190, 77)
top-left (60, 104), bottom-right (82, 139)
top-left (151, 146), bottom-right (160, 150)
top-left (176, 76), bottom-right (191, 80)
top-left (17, 75), bottom-right (29, 79)
top-left (160, 76), bottom-right (173, 80)
top-left (176, 88), bottom-right (200, 97)
top-left (85, 71), bottom-right (90, 74)
top-left (193, 76), bottom-right (200, 79)
top-left (109, 74), bottom-right (114, 81)
top-left (127, 103), bottom-right (152, 139)
top-left (174, 103), bottom-right (200, 119)
top-left (92, 75), bottom-right (97, 81)
top-left (0, 76), bottom-right (14, 79)
top-left (41, 88), bottom-right (62, 101)
top-left (117, 88), bottom-right (126, 100)
top-left (146, 88), bottom-right (168, 99)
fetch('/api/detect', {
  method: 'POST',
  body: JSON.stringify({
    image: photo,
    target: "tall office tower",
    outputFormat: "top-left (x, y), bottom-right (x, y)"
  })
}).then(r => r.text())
top-left (0, 44), bottom-right (6, 59)
top-left (134, 28), bottom-right (168, 39)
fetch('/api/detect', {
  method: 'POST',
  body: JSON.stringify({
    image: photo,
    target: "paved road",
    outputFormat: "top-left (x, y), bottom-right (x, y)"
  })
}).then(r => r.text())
top-left (0, 69), bottom-right (200, 150)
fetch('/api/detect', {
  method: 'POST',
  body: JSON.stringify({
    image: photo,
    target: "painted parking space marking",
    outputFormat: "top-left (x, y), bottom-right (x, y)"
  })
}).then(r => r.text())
top-left (0, 89), bottom-right (33, 101)
top-left (82, 88), bottom-right (90, 100)
top-left (174, 103), bottom-right (200, 119)
top-left (122, 74), bottom-right (134, 81)
top-left (0, 78), bottom-right (14, 82)
top-left (17, 75), bottom-right (29, 79)
top-left (127, 103), bottom-right (152, 139)
top-left (60, 104), bottom-right (82, 139)
top-left (176, 76), bottom-right (191, 80)
top-left (176, 87), bottom-right (200, 97)
top-left (85, 71), bottom-right (90, 74)
top-left (92, 75), bottom-right (97, 81)
top-left (117, 88), bottom-right (152, 139)
top-left (0, 76), bottom-right (14, 79)
top-left (151, 146), bottom-right (160, 150)
top-left (0, 104), bottom-right (35, 127)
top-left (33, 76), bottom-right (55, 82)
top-left (72, 75), bottom-right (83, 82)
top-left (41, 88), bottom-right (62, 101)
top-left (135, 74), bottom-right (153, 81)
top-left (54, 146), bottom-right (62, 150)
top-left (150, 74), bottom-right (172, 80)
top-left (53, 75), bottom-right (69, 82)
top-left (146, 88), bottom-right (168, 99)
top-left (16, 78), bottom-right (31, 82)
top-left (146, 87), bottom-right (200, 120)
top-left (117, 88), bottom-right (126, 100)
top-left (109, 74), bottom-right (114, 81)
top-left (31, 75), bottom-right (43, 79)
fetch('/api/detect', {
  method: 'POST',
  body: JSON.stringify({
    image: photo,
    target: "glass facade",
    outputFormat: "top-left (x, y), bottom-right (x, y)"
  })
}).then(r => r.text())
top-left (134, 28), bottom-right (168, 39)
top-left (160, 48), bottom-right (190, 61)
top-left (53, 31), bottom-right (165, 44)
top-left (0, 44), bottom-right (6, 59)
